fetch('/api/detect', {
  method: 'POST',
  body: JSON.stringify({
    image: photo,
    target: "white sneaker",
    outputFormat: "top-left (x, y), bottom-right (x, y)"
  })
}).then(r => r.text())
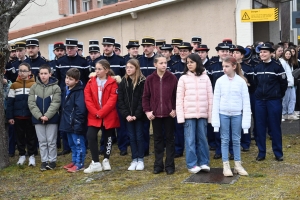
top-left (84, 161), bottom-right (103, 173)
top-left (294, 111), bottom-right (300, 116)
top-left (102, 158), bottom-right (111, 171)
top-left (188, 166), bottom-right (201, 174)
top-left (288, 114), bottom-right (299, 120)
top-left (17, 155), bottom-right (26, 165)
top-left (200, 165), bottom-right (210, 172)
top-left (282, 115), bottom-right (288, 120)
top-left (28, 155), bottom-right (36, 166)
top-left (128, 161), bottom-right (138, 171)
top-left (136, 161), bottom-right (144, 171)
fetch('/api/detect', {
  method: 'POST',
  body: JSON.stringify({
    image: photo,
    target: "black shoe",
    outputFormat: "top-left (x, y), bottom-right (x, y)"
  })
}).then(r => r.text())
top-left (256, 156), bottom-right (265, 161)
top-left (166, 169), bottom-right (175, 175)
top-left (8, 153), bottom-right (15, 157)
top-left (120, 150), bottom-right (128, 156)
top-left (46, 162), bottom-right (56, 170)
top-left (242, 148), bottom-right (249, 152)
top-left (99, 150), bottom-right (105, 155)
top-left (229, 154), bottom-right (234, 160)
top-left (57, 150), bottom-right (71, 156)
top-left (213, 154), bottom-right (222, 159)
top-left (275, 156), bottom-right (283, 161)
top-left (40, 162), bottom-right (47, 171)
top-left (209, 147), bottom-right (216, 151)
top-left (153, 169), bottom-right (163, 174)
top-left (174, 153), bottom-right (183, 158)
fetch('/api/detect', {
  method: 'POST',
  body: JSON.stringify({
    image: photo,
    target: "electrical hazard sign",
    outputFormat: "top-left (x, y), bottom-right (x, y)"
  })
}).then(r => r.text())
top-left (241, 8), bottom-right (278, 22)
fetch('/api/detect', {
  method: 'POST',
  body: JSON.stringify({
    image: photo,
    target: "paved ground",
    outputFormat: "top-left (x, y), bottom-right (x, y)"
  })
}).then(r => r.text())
top-left (282, 119), bottom-right (300, 134)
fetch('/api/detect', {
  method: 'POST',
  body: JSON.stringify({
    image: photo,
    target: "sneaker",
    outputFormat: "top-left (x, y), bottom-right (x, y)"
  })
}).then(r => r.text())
top-left (294, 111), bottom-right (300, 116)
top-left (46, 162), bottom-right (56, 170)
top-left (128, 161), bottom-right (138, 171)
top-left (288, 114), bottom-right (299, 120)
top-left (136, 161), bottom-right (144, 171)
top-left (67, 164), bottom-right (84, 173)
top-left (188, 166), bottom-right (201, 174)
top-left (282, 115), bottom-right (288, 120)
top-left (40, 162), bottom-right (47, 171)
top-left (102, 158), bottom-right (111, 171)
top-left (84, 161), bottom-right (103, 173)
top-left (200, 165), bottom-right (210, 172)
top-left (28, 155), bottom-right (36, 166)
top-left (17, 155), bottom-right (26, 165)
top-left (63, 162), bottom-right (75, 170)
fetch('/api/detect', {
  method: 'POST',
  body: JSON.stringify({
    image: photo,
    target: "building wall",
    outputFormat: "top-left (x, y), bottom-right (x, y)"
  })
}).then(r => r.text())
top-left (37, 0), bottom-right (237, 59)
top-left (10, 0), bottom-right (62, 31)
top-left (236, 0), bottom-right (253, 46)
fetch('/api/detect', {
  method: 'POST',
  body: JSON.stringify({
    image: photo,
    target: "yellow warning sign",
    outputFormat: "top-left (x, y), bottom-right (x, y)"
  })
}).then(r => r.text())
top-left (241, 8), bottom-right (279, 22)
top-left (298, 35), bottom-right (300, 40)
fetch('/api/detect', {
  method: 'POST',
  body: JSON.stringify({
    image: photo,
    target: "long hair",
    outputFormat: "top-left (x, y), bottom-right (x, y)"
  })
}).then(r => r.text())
top-left (223, 56), bottom-right (248, 85)
top-left (95, 59), bottom-right (115, 76)
top-left (125, 59), bottom-right (145, 89)
top-left (282, 49), bottom-right (292, 67)
top-left (183, 54), bottom-right (205, 76)
top-left (274, 45), bottom-right (283, 59)
top-left (289, 46), bottom-right (298, 68)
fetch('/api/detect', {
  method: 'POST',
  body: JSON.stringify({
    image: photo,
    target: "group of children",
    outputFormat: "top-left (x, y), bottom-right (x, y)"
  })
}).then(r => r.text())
top-left (4, 39), bottom-right (290, 177)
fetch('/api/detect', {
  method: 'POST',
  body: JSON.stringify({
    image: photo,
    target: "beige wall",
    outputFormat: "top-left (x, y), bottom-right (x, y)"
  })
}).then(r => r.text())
top-left (10, 0), bottom-right (62, 31)
top-left (38, 0), bottom-right (236, 59)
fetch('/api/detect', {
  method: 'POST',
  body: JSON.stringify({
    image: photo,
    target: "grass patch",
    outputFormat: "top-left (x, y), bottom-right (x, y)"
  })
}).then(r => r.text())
top-left (1, 134), bottom-right (300, 199)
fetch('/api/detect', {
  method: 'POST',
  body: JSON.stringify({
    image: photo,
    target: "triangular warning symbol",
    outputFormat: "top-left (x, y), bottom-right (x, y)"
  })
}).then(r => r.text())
top-left (242, 12), bottom-right (250, 20)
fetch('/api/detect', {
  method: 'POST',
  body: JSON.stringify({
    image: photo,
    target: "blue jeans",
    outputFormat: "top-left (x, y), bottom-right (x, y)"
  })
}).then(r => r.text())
top-left (67, 133), bottom-right (86, 167)
top-left (220, 114), bottom-right (242, 162)
top-left (127, 120), bottom-right (144, 161)
top-left (282, 87), bottom-right (296, 115)
top-left (184, 118), bottom-right (209, 169)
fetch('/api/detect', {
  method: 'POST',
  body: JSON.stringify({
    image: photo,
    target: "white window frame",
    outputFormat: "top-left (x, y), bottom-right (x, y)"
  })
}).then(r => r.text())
top-left (83, 0), bottom-right (90, 12)
top-left (69, 0), bottom-right (77, 15)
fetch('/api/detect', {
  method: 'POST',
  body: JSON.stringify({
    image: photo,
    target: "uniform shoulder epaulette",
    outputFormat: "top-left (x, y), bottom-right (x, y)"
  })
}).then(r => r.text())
top-left (171, 61), bottom-right (178, 66)
top-left (209, 60), bottom-right (217, 65)
top-left (78, 55), bottom-right (86, 60)
top-left (117, 55), bottom-right (124, 59)
top-left (41, 56), bottom-right (49, 62)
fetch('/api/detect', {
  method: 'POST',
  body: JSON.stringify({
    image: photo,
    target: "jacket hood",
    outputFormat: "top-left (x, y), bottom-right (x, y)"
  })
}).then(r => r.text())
top-left (65, 80), bottom-right (84, 92)
top-left (16, 74), bottom-right (35, 84)
top-left (89, 72), bottom-right (121, 83)
top-left (36, 76), bottom-right (58, 86)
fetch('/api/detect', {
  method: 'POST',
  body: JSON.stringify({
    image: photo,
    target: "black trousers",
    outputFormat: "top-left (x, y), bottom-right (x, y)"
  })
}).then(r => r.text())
top-left (152, 117), bottom-right (175, 171)
top-left (295, 81), bottom-right (300, 111)
top-left (87, 126), bottom-right (114, 162)
top-left (15, 118), bottom-right (38, 156)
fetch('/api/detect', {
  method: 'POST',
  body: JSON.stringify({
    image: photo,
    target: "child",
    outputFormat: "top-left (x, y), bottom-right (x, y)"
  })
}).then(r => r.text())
top-left (279, 49), bottom-right (298, 120)
top-left (6, 62), bottom-right (37, 166)
top-left (28, 64), bottom-right (61, 171)
top-left (118, 59), bottom-right (146, 171)
top-left (255, 44), bottom-right (287, 162)
top-left (176, 54), bottom-right (213, 174)
top-left (142, 54), bottom-right (178, 175)
top-left (83, 59), bottom-right (121, 173)
top-left (60, 68), bottom-right (87, 173)
top-left (212, 56), bottom-right (251, 177)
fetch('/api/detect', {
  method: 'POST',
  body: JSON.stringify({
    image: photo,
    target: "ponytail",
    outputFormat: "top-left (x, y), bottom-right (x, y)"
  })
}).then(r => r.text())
top-left (223, 56), bottom-right (249, 85)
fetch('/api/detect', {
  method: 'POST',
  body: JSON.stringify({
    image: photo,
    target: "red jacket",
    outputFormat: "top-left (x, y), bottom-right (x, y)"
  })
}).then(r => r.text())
top-left (142, 70), bottom-right (178, 118)
top-left (84, 76), bottom-right (120, 129)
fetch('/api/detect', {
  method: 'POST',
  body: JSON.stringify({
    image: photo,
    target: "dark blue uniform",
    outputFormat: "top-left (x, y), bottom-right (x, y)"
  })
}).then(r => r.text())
top-left (138, 54), bottom-right (156, 77)
top-left (24, 55), bottom-right (48, 79)
top-left (202, 58), bottom-right (210, 70)
top-left (170, 60), bottom-right (185, 80)
top-left (102, 53), bottom-right (125, 77)
top-left (254, 59), bottom-right (288, 159)
top-left (171, 54), bottom-right (181, 63)
top-left (124, 54), bottom-right (141, 63)
top-left (5, 59), bottom-right (20, 82)
top-left (167, 59), bottom-right (175, 71)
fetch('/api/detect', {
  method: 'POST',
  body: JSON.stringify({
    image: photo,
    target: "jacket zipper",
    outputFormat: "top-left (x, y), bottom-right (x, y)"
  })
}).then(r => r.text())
top-left (160, 77), bottom-right (162, 117)
top-left (195, 75), bottom-right (199, 117)
top-left (125, 81), bottom-right (133, 116)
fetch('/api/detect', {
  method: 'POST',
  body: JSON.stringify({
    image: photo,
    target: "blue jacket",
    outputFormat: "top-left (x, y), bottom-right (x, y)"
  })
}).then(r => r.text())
top-left (207, 60), bottom-right (224, 90)
top-left (55, 54), bottom-right (89, 89)
top-left (124, 54), bottom-right (141, 63)
top-left (59, 81), bottom-right (87, 134)
top-left (254, 59), bottom-right (288, 100)
top-left (170, 60), bottom-right (185, 80)
top-left (171, 54), bottom-right (181, 62)
top-left (5, 57), bottom-right (28, 82)
top-left (24, 55), bottom-right (48, 79)
top-left (102, 53), bottom-right (126, 77)
top-left (6, 75), bottom-right (35, 119)
top-left (138, 53), bottom-right (156, 77)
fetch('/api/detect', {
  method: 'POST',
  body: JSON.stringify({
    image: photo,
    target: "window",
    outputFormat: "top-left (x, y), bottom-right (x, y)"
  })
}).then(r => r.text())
top-left (98, 0), bottom-right (102, 8)
top-left (83, 0), bottom-right (90, 12)
top-left (69, 0), bottom-right (77, 14)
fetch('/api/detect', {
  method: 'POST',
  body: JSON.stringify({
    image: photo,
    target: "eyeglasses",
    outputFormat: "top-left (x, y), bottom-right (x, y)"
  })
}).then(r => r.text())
top-left (18, 70), bottom-right (30, 74)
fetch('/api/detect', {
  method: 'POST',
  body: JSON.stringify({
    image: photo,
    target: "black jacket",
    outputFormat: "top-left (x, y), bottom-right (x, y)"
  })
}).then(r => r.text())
top-left (118, 76), bottom-right (146, 120)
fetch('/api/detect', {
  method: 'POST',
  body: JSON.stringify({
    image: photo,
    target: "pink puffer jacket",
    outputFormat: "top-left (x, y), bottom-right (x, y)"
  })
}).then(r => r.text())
top-left (176, 71), bottom-right (213, 123)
